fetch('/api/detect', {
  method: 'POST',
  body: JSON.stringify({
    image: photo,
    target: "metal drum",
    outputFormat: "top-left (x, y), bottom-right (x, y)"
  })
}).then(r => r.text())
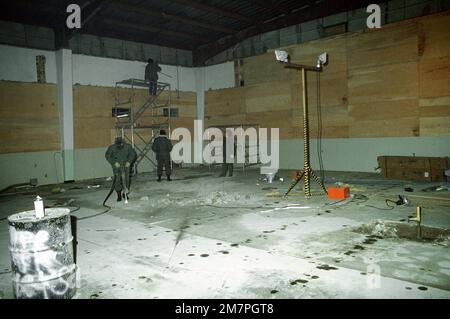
top-left (8, 208), bottom-right (76, 299)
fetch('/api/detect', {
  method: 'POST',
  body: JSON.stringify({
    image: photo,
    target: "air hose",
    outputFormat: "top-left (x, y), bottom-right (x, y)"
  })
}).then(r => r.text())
top-left (102, 173), bottom-right (116, 207)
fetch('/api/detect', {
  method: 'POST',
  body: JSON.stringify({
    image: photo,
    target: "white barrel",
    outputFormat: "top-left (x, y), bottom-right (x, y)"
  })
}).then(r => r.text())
top-left (8, 208), bottom-right (76, 299)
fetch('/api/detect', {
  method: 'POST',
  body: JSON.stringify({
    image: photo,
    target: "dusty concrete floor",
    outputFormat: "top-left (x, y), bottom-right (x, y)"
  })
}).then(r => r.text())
top-left (0, 166), bottom-right (449, 299)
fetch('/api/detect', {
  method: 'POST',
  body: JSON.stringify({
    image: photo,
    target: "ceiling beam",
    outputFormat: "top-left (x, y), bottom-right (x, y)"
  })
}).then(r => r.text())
top-left (100, 18), bottom-right (212, 44)
top-left (193, 0), bottom-right (381, 66)
top-left (245, 0), bottom-right (291, 15)
top-left (0, 1), bottom-right (61, 29)
top-left (169, 0), bottom-right (256, 23)
top-left (61, 0), bottom-right (112, 46)
top-left (110, 1), bottom-right (236, 34)
top-left (81, 26), bottom-right (195, 51)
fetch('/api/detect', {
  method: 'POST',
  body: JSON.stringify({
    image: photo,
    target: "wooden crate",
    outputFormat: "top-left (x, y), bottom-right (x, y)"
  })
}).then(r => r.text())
top-left (378, 156), bottom-right (448, 182)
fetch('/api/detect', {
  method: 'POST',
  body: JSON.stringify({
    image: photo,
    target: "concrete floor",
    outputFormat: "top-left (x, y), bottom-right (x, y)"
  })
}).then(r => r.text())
top-left (0, 166), bottom-right (449, 299)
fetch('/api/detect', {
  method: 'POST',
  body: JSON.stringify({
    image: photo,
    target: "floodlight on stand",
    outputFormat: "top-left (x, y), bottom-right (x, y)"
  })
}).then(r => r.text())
top-left (277, 51), bottom-right (329, 198)
top-left (275, 50), bottom-right (289, 63)
top-left (316, 52), bottom-right (328, 68)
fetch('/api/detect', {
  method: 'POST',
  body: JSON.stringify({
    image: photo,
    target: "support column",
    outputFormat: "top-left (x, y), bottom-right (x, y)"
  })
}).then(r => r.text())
top-left (56, 49), bottom-right (75, 182)
top-left (194, 68), bottom-right (205, 164)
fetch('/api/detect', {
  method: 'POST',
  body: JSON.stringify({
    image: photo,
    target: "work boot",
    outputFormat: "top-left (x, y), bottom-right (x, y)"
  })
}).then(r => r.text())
top-left (167, 175), bottom-right (171, 181)
top-left (157, 176), bottom-right (162, 182)
top-left (117, 191), bottom-right (122, 202)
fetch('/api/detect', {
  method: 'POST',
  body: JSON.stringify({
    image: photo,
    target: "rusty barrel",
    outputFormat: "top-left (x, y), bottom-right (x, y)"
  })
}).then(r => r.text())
top-left (7, 208), bottom-right (76, 299)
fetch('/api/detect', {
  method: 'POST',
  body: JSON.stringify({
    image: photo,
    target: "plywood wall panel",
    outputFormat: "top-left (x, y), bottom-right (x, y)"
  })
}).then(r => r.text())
top-left (205, 87), bottom-right (245, 116)
top-left (349, 117), bottom-right (420, 137)
top-left (305, 70), bottom-right (348, 108)
top-left (171, 92), bottom-right (197, 117)
top-left (348, 61), bottom-right (419, 104)
top-left (74, 85), bottom-right (197, 149)
top-left (349, 99), bottom-right (419, 121)
top-left (347, 24), bottom-right (419, 70)
top-left (242, 53), bottom-right (291, 86)
top-left (419, 97), bottom-right (450, 119)
top-left (420, 15), bottom-right (450, 59)
top-left (246, 110), bottom-right (295, 139)
top-left (290, 36), bottom-right (348, 74)
top-left (420, 116), bottom-right (450, 136)
top-left (245, 81), bottom-right (291, 113)
top-left (419, 56), bottom-right (450, 98)
top-left (0, 81), bottom-right (60, 153)
top-left (74, 85), bottom-right (115, 149)
top-left (206, 114), bottom-right (247, 127)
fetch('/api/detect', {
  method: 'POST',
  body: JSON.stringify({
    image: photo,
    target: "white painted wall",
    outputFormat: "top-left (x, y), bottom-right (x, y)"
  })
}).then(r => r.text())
top-left (280, 137), bottom-right (450, 172)
top-left (73, 55), bottom-right (234, 91)
top-left (0, 44), bottom-right (57, 83)
top-left (72, 54), bottom-right (198, 91)
top-left (0, 44), bottom-right (235, 91)
top-left (204, 61), bottom-right (235, 90)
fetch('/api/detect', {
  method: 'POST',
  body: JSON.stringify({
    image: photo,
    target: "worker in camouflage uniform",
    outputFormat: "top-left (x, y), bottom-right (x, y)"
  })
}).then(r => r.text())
top-left (105, 137), bottom-right (137, 201)
top-left (145, 58), bottom-right (161, 96)
top-left (152, 130), bottom-right (173, 182)
top-left (219, 129), bottom-right (236, 177)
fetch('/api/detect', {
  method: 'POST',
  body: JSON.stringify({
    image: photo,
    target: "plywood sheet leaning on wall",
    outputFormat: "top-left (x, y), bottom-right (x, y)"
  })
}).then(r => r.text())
top-left (0, 81), bottom-right (60, 153)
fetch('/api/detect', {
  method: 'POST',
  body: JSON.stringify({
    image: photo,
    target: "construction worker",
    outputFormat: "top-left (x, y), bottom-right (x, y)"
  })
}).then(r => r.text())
top-left (105, 137), bottom-right (137, 201)
top-left (145, 58), bottom-right (161, 96)
top-left (152, 130), bottom-right (173, 182)
top-left (219, 129), bottom-right (236, 177)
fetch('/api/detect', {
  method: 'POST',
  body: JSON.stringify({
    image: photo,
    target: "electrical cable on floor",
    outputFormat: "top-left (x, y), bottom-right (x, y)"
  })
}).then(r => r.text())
top-left (361, 197), bottom-right (397, 210)
top-left (316, 72), bottom-right (325, 184)
top-left (76, 206), bottom-right (111, 221)
top-left (73, 174), bottom-right (117, 220)
top-left (201, 204), bottom-right (267, 209)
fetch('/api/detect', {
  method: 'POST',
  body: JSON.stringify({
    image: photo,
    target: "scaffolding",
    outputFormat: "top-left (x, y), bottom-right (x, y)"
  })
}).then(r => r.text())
top-left (112, 78), bottom-right (171, 173)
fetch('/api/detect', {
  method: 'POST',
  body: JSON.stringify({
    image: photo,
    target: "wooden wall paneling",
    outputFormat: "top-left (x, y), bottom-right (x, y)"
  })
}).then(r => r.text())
top-left (346, 23), bottom-right (419, 70)
top-left (205, 114), bottom-right (247, 127)
top-left (245, 81), bottom-right (291, 113)
top-left (0, 81), bottom-right (60, 153)
top-left (171, 91), bottom-right (197, 117)
top-left (419, 14), bottom-right (450, 59)
top-left (242, 52), bottom-right (291, 86)
top-left (74, 85), bottom-right (116, 149)
top-left (246, 110), bottom-right (295, 139)
top-left (419, 96), bottom-right (450, 117)
top-left (349, 99), bottom-right (419, 121)
top-left (348, 61), bottom-right (419, 104)
top-left (349, 117), bottom-right (420, 137)
top-left (418, 14), bottom-right (450, 136)
top-left (419, 116), bottom-right (450, 136)
top-left (205, 87), bottom-right (245, 117)
top-left (419, 55), bottom-right (450, 98)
